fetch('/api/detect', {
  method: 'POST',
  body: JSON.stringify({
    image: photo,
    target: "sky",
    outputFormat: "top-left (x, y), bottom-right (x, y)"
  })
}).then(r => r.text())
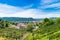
top-left (0, 0), bottom-right (60, 18)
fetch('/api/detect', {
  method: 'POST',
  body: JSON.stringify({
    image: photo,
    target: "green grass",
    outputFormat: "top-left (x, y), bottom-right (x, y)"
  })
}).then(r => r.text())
top-left (25, 33), bottom-right (33, 40)
top-left (0, 28), bottom-right (24, 40)
top-left (25, 24), bottom-right (60, 40)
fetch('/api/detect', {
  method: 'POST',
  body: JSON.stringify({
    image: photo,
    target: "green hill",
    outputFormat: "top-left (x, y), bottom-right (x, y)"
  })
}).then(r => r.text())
top-left (0, 17), bottom-right (42, 22)
top-left (25, 18), bottom-right (60, 40)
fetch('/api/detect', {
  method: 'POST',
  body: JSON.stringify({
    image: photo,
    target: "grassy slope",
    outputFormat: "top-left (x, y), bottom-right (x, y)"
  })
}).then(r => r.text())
top-left (25, 24), bottom-right (60, 40)
top-left (0, 28), bottom-right (24, 40)
top-left (25, 33), bottom-right (33, 40)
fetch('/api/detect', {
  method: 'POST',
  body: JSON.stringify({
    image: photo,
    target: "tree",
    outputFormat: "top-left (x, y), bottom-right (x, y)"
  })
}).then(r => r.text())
top-left (26, 23), bottom-right (34, 32)
top-left (0, 24), bottom-right (3, 29)
top-left (55, 18), bottom-right (60, 24)
top-left (43, 18), bottom-right (54, 26)
top-left (43, 18), bottom-right (50, 23)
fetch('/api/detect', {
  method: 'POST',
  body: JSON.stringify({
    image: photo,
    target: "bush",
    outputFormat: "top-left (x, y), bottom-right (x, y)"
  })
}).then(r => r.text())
top-left (55, 18), bottom-right (60, 24)
top-left (26, 23), bottom-right (34, 32)
top-left (43, 18), bottom-right (54, 26)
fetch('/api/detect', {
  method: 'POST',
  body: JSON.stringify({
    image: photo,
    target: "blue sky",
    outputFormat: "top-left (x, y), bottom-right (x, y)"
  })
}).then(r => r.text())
top-left (0, 0), bottom-right (60, 18)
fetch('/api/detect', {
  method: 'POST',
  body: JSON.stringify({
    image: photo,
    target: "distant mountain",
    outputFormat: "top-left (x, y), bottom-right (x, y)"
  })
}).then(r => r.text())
top-left (50, 17), bottom-right (57, 20)
top-left (0, 17), bottom-right (57, 22)
top-left (0, 17), bottom-right (42, 22)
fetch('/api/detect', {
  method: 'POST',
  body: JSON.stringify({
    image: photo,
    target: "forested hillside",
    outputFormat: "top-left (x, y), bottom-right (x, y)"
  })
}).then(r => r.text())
top-left (0, 17), bottom-right (60, 40)
top-left (25, 18), bottom-right (60, 40)
top-left (0, 17), bottom-right (42, 22)
top-left (0, 19), bottom-right (26, 40)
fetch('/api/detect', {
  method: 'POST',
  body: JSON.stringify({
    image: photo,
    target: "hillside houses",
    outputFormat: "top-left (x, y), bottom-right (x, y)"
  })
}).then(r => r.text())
top-left (11, 23), bottom-right (27, 29)
top-left (17, 23), bottom-right (27, 29)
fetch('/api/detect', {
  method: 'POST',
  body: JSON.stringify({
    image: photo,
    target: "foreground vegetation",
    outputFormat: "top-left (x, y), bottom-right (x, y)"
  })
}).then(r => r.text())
top-left (0, 28), bottom-right (25, 40)
top-left (0, 19), bottom-right (26, 40)
top-left (1, 18), bottom-right (60, 40)
top-left (25, 18), bottom-right (60, 40)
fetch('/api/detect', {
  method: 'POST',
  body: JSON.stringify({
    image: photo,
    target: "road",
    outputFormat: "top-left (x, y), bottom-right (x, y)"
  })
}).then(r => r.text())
top-left (20, 32), bottom-right (30, 40)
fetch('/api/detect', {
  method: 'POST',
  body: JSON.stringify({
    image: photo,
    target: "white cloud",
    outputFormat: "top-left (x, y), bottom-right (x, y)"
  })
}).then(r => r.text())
top-left (0, 4), bottom-right (38, 18)
top-left (4, 9), bottom-right (60, 18)
top-left (0, 4), bottom-right (60, 18)
top-left (41, 0), bottom-right (58, 5)
top-left (40, 0), bottom-right (60, 10)
top-left (0, 4), bottom-right (24, 14)
top-left (41, 2), bottom-right (60, 9)
top-left (41, 0), bottom-right (54, 5)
